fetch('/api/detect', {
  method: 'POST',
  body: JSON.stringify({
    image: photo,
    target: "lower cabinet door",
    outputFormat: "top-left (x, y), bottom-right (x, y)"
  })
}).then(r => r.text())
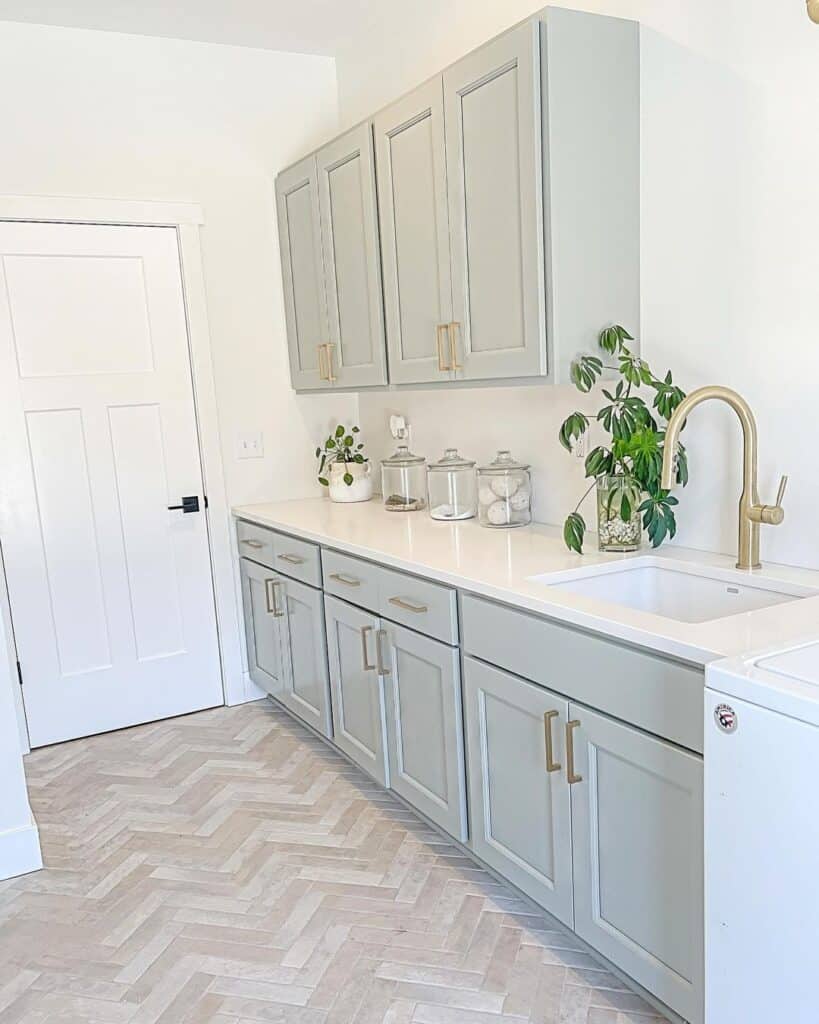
top-left (382, 623), bottom-right (467, 841)
top-left (324, 595), bottom-right (388, 786)
top-left (569, 704), bottom-right (704, 1024)
top-left (240, 558), bottom-right (287, 697)
top-left (278, 576), bottom-right (332, 738)
top-left (463, 657), bottom-right (573, 927)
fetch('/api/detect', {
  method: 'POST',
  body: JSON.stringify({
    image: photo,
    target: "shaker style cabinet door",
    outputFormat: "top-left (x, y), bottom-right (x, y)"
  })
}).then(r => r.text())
top-left (463, 658), bottom-right (573, 927)
top-left (374, 79), bottom-right (454, 385)
top-left (316, 124), bottom-right (388, 388)
top-left (278, 576), bottom-right (332, 739)
top-left (569, 705), bottom-right (704, 1024)
top-left (381, 623), bottom-right (467, 840)
top-left (324, 595), bottom-right (389, 785)
top-left (240, 558), bottom-right (287, 698)
top-left (275, 155), bottom-right (331, 391)
top-left (444, 22), bottom-right (546, 381)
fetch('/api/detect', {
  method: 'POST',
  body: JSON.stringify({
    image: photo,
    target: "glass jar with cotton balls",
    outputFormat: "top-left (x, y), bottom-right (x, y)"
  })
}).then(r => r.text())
top-left (477, 450), bottom-right (532, 528)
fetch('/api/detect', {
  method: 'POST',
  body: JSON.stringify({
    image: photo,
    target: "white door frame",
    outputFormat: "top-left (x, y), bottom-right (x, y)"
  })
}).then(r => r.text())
top-left (0, 194), bottom-right (250, 752)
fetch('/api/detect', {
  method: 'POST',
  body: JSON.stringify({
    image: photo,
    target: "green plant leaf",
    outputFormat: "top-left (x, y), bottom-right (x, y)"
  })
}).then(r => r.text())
top-left (315, 447), bottom-right (321, 458)
top-left (335, 425), bottom-right (345, 438)
top-left (326, 438), bottom-right (336, 449)
top-left (343, 472), bottom-right (354, 486)
top-left (570, 355), bottom-right (603, 393)
top-left (318, 476), bottom-right (329, 487)
top-left (563, 512), bottom-right (586, 554)
top-left (353, 454), bottom-right (365, 463)
top-left (558, 412), bottom-right (589, 452)
top-left (620, 491), bottom-right (632, 522)
top-left (584, 446), bottom-right (613, 478)
top-left (352, 426), bottom-right (360, 433)
top-left (344, 435), bottom-right (354, 447)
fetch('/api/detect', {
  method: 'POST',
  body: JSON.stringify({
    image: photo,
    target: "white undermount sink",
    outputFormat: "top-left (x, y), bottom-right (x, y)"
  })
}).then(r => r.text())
top-left (527, 557), bottom-right (816, 624)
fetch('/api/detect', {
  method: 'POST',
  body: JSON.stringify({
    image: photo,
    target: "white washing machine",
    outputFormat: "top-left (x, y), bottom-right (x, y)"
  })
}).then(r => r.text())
top-left (705, 640), bottom-right (819, 1024)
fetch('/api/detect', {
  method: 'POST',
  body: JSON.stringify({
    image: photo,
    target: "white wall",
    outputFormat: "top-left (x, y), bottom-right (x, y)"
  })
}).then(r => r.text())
top-left (338, 1), bottom-right (819, 571)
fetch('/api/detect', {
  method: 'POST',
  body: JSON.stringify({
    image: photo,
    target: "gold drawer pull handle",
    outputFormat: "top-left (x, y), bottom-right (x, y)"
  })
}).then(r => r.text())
top-left (278, 553), bottom-right (306, 565)
top-left (265, 578), bottom-right (284, 617)
top-left (388, 596), bottom-right (428, 614)
top-left (436, 324), bottom-right (451, 372)
top-left (376, 629), bottom-right (391, 676)
top-left (330, 572), bottom-right (361, 588)
top-left (324, 342), bottom-right (337, 383)
top-left (543, 710), bottom-right (561, 773)
top-left (241, 538), bottom-right (265, 549)
top-left (448, 322), bottom-right (463, 370)
top-left (360, 625), bottom-right (376, 671)
top-left (566, 720), bottom-right (583, 784)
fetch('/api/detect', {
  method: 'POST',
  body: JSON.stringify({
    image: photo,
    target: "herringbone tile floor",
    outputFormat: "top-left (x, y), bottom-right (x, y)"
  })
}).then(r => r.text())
top-left (0, 700), bottom-right (668, 1023)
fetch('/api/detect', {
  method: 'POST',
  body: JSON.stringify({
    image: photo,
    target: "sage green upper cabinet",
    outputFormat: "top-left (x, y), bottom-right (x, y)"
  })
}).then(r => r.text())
top-left (374, 79), bottom-right (454, 385)
top-left (316, 124), bottom-right (388, 389)
top-left (275, 155), bottom-right (330, 391)
top-left (444, 21), bottom-right (546, 382)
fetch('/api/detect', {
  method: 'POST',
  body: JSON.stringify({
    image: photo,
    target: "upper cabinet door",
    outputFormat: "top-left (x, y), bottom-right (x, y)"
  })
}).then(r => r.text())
top-left (444, 22), bottom-right (546, 382)
top-left (374, 79), bottom-right (454, 385)
top-left (317, 124), bottom-right (388, 388)
top-left (275, 156), bottom-right (330, 391)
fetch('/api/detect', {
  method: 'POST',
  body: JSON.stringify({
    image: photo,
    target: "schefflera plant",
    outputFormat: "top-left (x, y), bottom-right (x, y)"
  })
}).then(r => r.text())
top-left (559, 325), bottom-right (689, 553)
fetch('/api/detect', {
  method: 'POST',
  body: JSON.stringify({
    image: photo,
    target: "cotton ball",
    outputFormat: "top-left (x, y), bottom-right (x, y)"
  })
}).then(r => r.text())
top-left (479, 485), bottom-right (497, 507)
top-left (486, 501), bottom-right (510, 526)
top-left (490, 475), bottom-right (519, 499)
top-left (509, 489), bottom-right (530, 512)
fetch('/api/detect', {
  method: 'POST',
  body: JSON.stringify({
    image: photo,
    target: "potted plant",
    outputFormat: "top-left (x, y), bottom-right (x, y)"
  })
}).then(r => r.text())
top-left (559, 325), bottom-right (689, 553)
top-left (316, 425), bottom-right (373, 503)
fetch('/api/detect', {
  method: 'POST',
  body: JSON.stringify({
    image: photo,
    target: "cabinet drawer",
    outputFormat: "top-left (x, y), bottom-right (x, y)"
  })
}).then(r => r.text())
top-left (323, 549), bottom-right (381, 612)
top-left (462, 595), bottom-right (703, 753)
top-left (236, 519), bottom-right (276, 569)
top-left (379, 566), bottom-right (458, 645)
top-left (272, 532), bottom-right (321, 587)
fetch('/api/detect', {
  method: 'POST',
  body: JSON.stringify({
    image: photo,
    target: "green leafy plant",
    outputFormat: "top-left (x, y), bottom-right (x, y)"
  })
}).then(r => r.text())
top-left (316, 425), bottom-right (367, 487)
top-left (559, 325), bottom-right (689, 553)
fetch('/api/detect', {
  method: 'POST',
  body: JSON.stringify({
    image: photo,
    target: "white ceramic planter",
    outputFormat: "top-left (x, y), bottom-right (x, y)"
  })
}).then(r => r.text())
top-left (328, 462), bottom-right (373, 503)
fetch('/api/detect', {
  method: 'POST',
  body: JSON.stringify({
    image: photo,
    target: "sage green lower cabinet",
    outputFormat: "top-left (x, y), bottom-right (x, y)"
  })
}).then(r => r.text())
top-left (381, 623), bottom-right (467, 841)
top-left (324, 595), bottom-right (389, 786)
top-left (278, 576), bottom-right (332, 739)
top-left (569, 705), bottom-right (704, 1024)
top-left (240, 558), bottom-right (287, 698)
top-left (463, 657), bottom-right (574, 928)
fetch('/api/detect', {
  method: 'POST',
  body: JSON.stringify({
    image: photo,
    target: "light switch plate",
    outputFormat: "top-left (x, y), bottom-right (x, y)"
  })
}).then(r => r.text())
top-left (237, 433), bottom-right (264, 459)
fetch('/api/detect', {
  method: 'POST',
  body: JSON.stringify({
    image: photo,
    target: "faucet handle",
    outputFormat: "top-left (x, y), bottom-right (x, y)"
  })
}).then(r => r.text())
top-left (752, 474), bottom-right (787, 526)
top-left (775, 474), bottom-right (789, 507)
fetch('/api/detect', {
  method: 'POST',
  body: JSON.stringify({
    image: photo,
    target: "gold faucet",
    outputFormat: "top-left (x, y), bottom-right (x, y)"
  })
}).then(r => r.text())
top-left (660, 385), bottom-right (787, 570)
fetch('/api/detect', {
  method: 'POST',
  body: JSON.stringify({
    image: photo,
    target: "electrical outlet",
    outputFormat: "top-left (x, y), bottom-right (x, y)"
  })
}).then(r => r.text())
top-left (574, 431), bottom-right (589, 459)
top-left (237, 433), bottom-right (264, 459)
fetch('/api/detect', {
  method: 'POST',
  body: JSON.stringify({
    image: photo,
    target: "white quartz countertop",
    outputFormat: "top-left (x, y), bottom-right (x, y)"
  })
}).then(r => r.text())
top-left (232, 498), bottom-right (819, 667)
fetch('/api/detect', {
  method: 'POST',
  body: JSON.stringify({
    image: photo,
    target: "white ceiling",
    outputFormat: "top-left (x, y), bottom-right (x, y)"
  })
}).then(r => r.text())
top-left (0, 0), bottom-right (382, 55)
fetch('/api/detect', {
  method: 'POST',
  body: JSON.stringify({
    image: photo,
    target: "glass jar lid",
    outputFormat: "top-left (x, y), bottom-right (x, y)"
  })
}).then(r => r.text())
top-left (382, 444), bottom-right (426, 467)
top-left (428, 447), bottom-right (476, 472)
top-left (479, 449), bottom-right (530, 474)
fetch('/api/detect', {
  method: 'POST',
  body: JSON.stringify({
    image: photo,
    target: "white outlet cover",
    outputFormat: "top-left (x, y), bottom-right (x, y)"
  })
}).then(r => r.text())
top-left (237, 433), bottom-right (264, 459)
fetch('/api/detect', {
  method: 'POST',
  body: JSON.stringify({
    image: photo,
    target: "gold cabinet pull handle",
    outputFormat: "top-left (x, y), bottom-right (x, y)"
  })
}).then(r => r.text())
top-left (329, 572), bottom-right (361, 588)
top-left (566, 719), bottom-right (583, 784)
top-left (241, 538), bottom-right (265, 549)
top-left (376, 628), bottom-right (391, 676)
top-left (317, 343), bottom-right (327, 381)
top-left (278, 553), bottom-right (305, 565)
top-left (360, 625), bottom-right (376, 671)
top-left (436, 324), bottom-right (451, 372)
top-left (448, 322), bottom-right (462, 370)
top-left (543, 710), bottom-right (561, 773)
top-left (324, 343), bottom-right (337, 383)
top-left (388, 596), bottom-right (428, 614)
top-left (265, 578), bottom-right (284, 617)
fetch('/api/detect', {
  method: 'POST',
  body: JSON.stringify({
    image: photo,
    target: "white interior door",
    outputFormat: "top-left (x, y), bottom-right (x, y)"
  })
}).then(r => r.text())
top-left (0, 221), bottom-right (223, 747)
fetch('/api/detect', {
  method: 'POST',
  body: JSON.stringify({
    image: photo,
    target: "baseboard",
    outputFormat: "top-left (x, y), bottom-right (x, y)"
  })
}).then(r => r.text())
top-left (224, 671), bottom-right (266, 707)
top-left (0, 814), bottom-right (42, 881)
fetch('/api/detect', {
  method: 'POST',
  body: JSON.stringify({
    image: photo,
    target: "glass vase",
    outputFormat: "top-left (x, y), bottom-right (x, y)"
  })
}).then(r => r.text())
top-left (596, 474), bottom-right (643, 552)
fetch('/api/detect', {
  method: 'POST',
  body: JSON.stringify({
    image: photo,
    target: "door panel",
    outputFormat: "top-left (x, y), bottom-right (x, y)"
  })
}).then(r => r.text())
top-left (317, 124), bottom-right (387, 388)
top-left (444, 22), bottom-right (546, 380)
top-left (570, 704), bottom-right (704, 1024)
top-left (0, 222), bottom-right (222, 747)
top-left (382, 623), bottom-right (466, 840)
top-left (324, 595), bottom-right (388, 785)
top-left (374, 79), bottom-right (454, 384)
top-left (241, 559), bottom-right (286, 698)
top-left (463, 658), bottom-right (573, 927)
top-left (279, 576), bottom-right (332, 738)
top-left (276, 155), bottom-right (330, 391)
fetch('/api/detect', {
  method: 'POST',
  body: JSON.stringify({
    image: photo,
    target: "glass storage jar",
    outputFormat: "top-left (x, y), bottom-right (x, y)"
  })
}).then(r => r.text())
top-left (477, 450), bottom-right (532, 528)
top-left (427, 449), bottom-right (477, 521)
top-left (381, 445), bottom-right (427, 511)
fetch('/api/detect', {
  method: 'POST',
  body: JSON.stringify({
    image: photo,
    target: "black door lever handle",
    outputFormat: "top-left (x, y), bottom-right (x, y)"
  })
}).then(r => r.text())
top-left (168, 495), bottom-right (200, 513)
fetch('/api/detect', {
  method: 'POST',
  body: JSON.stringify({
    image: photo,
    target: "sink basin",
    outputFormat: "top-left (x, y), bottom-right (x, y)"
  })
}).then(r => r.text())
top-left (528, 558), bottom-right (815, 624)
